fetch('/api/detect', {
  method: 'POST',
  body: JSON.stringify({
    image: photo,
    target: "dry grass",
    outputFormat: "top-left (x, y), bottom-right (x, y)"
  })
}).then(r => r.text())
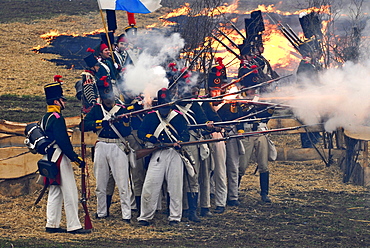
top-left (0, 144), bottom-right (368, 247)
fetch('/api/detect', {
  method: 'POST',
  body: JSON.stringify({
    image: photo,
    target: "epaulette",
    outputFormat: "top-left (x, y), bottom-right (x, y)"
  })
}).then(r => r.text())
top-left (52, 112), bottom-right (60, 119)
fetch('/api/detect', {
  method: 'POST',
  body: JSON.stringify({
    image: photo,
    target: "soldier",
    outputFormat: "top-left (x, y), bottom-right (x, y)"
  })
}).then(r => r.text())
top-left (115, 25), bottom-right (140, 68)
top-left (237, 59), bottom-right (275, 203)
top-left (42, 76), bottom-right (90, 234)
top-left (197, 91), bottom-right (223, 217)
top-left (95, 37), bottom-right (124, 104)
top-left (80, 49), bottom-right (101, 113)
top-left (253, 40), bottom-right (279, 94)
top-left (205, 59), bottom-right (228, 214)
top-left (296, 41), bottom-right (322, 148)
top-left (137, 88), bottom-right (190, 226)
top-left (217, 100), bottom-right (243, 207)
top-left (83, 77), bottom-right (133, 223)
top-left (123, 92), bottom-right (146, 216)
top-left (175, 91), bottom-right (214, 222)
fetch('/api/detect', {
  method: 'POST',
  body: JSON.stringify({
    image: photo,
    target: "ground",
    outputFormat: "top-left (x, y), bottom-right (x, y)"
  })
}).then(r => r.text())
top-left (1, 1), bottom-right (370, 247)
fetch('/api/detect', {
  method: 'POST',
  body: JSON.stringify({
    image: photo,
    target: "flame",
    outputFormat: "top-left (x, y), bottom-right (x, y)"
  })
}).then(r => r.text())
top-left (223, 86), bottom-right (239, 99)
top-left (160, 3), bottom-right (190, 19)
top-left (146, 23), bottom-right (158, 29)
top-left (263, 21), bottom-right (301, 70)
top-left (158, 2), bottom-right (332, 77)
top-left (39, 28), bottom-right (105, 43)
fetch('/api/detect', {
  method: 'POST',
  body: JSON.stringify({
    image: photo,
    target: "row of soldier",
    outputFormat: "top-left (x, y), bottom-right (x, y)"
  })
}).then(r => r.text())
top-left (78, 24), bottom-right (280, 227)
top-left (40, 18), bottom-right (322, 231)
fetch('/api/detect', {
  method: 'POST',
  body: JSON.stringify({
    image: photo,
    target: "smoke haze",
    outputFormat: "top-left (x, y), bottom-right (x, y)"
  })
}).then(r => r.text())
top-left (265, 60), bottom-right (370, 132)
top-left (121, 31), bottom-right (185, 99)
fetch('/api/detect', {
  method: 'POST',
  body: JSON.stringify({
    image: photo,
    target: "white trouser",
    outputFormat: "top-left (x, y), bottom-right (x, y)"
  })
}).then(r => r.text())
top-left (46, 155), bottom-right (82, 232)
top-left (239, 135), bottom-right (269, 175)
top-left (138, 148), bottom-right (184, 222)
top-left (209, 132), bottom-right (227, 207)
top-left (184, 134), bottom-right (200, 193)
top-left (94, 141), bottom-right (131, 219)
top-left (199, 153), bottom-right (211, 208)
top-left (226, 137), bottom-right (241, 201)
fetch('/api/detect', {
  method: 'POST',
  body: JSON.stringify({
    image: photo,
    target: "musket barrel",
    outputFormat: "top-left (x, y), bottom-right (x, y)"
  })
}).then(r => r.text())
top-left (211, 34), bottom-right (241, 60)
top-left (135, 124), bottom-right (317, 158)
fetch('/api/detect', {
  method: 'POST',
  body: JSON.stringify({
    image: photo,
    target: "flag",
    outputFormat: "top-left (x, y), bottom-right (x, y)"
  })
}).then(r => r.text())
top-left (97, 0), bottom-right (161, 14)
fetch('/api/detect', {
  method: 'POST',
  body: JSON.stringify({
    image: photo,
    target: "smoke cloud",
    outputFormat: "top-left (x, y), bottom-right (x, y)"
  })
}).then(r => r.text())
top-left (120, 30), bottom-right (189, 102)
top-left (265, 60), bottom-right (370, 132)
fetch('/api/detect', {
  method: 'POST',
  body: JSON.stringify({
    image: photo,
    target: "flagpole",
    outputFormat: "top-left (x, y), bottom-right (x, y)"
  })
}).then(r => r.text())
top-left (99, 8), bottom-right (116, 64)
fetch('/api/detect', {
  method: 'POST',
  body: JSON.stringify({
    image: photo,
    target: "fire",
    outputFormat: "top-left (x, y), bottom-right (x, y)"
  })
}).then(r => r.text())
top-left (160, 3), bottom-right (190, 19)
top-left (263, 21), bottom-right (301, 70)
top-left (223, 86), bottom-right (239, 100)
top-left (40, 28), bottom-right (105, 43)
top-left (146, 23), bottom-right (158, 29)
top-left (82, 28), bottom-right (105, 36)
top-left (157, 2), bottom-right (332, 77)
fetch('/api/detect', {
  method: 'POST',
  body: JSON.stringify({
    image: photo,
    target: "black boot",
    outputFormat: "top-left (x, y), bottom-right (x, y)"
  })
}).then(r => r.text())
top-left (135, 196), bottom-right (141, 217)
top-left (200, 208), bottom-right (213, 217)
top-left (238, 175), bottom-right (243, 188)
top-left (187, 192), bottom-right (201, 222)
top-left (106, 194), bottom-right (113, 217)
top-left (165, 192), bottom-right (170, 216)
top-left (260, 172), bottom-right (271, 203)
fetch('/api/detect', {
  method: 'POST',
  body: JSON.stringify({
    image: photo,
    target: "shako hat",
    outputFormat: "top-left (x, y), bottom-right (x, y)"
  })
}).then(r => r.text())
top-left (208, 57), bottom-right (227, 90)
top-left (124, 25), bottom-right (138, 39)
top-left (96, 76), bottom-right (113, 99)
top-left (157, 88), bottom-right (172, 105)
top-left (44, 75), bottom-right (65, 102)
top-left (238, 65), bottom-right (260, 88)
top-left (116, 33), bottom-right (127, 43)
top-left (84, 48), bottom-right (99, 68)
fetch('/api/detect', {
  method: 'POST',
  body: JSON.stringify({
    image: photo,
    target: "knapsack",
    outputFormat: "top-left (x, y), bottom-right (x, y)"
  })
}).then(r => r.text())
top-left (24, 115), bottom-right (55, 155)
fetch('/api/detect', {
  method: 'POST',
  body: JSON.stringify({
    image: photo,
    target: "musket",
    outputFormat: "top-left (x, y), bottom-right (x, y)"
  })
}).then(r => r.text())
top-left (215, 8), bottom-right (246, 40)
top-left (34, 180), bottom-right (49, 205)
top-left (220, 65), bottom-right (264, 90)
top-left (280, 26), bottom-right (301, 51)
top-left (217, 29), bottom-right (240, 49)
top-left (223, 99), bottom-right (291, 108)
top-left (265, 13), bottom-right (301, 51)
top-left (286, 24), bottom-right (302, 44)
top-left (113, 98), bottom-right (224, 120)
top-left (168, 47), bottom-right (206, 90)
top-left (136, 125), bottom-right (315, 159)
top-left (211, 34), bottom-right (241, 60)
top-left (80, 112), bottom-right (93, 230)
top-left (238, 104), bottom-right (277, 120)
top-left (188, 115), bottom-right (293, 129)
top-left (214, 74), bottom-right (292, 99)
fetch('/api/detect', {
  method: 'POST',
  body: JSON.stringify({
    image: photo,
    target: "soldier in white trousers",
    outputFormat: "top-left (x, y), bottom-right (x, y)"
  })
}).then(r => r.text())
top-left (137, 88), bottom-right (189, 226)
top-left (83, 78), bottom-right (133, 222)
top-left (42, 78), bottom-right (90, 234)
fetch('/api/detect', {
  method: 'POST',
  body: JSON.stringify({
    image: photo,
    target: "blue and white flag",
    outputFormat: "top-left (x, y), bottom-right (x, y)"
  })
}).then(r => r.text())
top-left (97, 0), bottom-right (161, 13)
